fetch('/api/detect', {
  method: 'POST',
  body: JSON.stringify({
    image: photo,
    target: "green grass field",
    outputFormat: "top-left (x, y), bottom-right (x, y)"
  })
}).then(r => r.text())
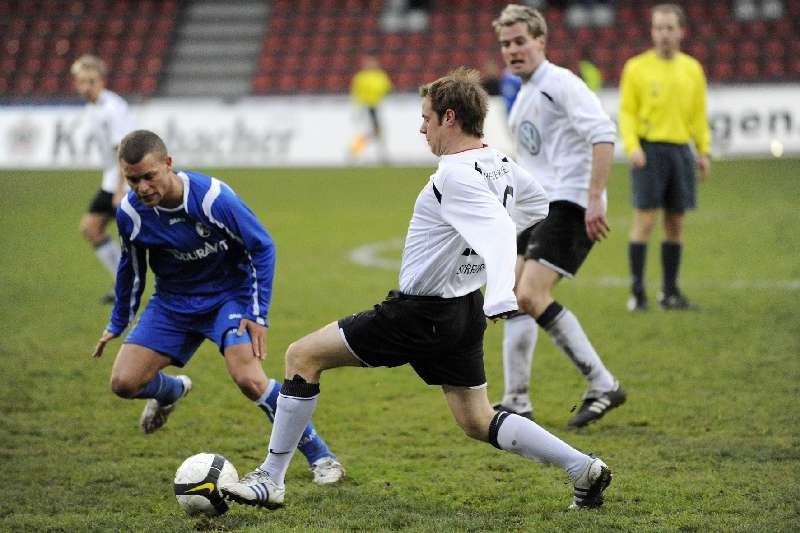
top-left (1, 159), bottom-right (798, 532)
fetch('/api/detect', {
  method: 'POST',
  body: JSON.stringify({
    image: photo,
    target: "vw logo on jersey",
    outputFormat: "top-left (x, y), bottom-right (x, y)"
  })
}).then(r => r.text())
top-left (195, 222), bottom-right (211, 238)
top-left (519, 120), bottom-right (542, 156)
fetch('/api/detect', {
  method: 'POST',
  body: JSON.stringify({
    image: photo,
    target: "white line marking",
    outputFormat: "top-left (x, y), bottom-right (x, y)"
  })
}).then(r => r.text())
top-left (348, 238), bottom-right (800, 290)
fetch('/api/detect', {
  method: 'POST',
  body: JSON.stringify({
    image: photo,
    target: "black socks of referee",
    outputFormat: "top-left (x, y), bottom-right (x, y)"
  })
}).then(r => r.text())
top-left (629, 241), bottom-right (683, 296)
top-left (661, 241), bottom-right (682, 296)
top-left (629, 242), bottom-right (647, 295)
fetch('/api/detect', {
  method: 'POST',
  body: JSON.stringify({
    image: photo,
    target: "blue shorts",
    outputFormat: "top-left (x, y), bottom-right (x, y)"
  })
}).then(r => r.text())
top-left (124, 295), bottom-right (252, 366)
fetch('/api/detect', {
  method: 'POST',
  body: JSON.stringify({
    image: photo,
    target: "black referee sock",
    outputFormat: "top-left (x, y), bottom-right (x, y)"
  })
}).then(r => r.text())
top-left (628, 242), bottom-right (647, 294)
top-left (661, 241), bottom-right (682, 296)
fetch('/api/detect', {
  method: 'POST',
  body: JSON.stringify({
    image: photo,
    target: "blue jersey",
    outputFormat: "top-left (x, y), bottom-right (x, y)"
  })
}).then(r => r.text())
top-left (107, 170), bottom-right (276, 335)
top-left (500, 70), bottom-right (522, 113)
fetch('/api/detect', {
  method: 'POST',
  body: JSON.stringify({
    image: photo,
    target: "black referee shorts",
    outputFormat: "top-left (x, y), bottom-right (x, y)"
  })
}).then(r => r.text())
top-left (631, 140), bottom-right (696, 212)
top-left (519, 200), bottom-right (594, 278)
top-left (338, 289), bottom-right (487, 387)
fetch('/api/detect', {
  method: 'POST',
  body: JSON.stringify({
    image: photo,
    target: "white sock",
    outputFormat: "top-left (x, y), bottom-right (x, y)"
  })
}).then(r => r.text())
top-left (259, 393), bottom-right (318, 485)
top-left (95, 238), bottom-right (121, 278)
top-left (496, 413), bottom-right (591, 480)
top-left (501, 314), bottom-right (537, 411)
top-left (545, 308), bottom-right (615, 392)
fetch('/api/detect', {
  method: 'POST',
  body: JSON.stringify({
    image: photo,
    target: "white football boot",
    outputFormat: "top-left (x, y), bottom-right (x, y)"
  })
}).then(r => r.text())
top-left (139, 375), bottom-right (192, 434)
top-left (222, 469), bottom-right (285, 509)
top-left (310, 456), bottom-right (345, 485)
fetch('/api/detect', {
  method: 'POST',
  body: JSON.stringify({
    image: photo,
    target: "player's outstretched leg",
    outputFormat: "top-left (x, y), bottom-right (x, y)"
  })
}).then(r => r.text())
top-left (225, 376), bottom-right (322, 507)
top-left (487, 410), bottom-right (613, 509)
top-left (138, 374), bottom-right (192, 433)
top-left (255, 378), bottom-right (345, 485)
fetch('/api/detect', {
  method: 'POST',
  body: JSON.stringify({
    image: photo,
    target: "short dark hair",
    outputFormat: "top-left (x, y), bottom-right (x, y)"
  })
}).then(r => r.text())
top-left (419, 67), bottom-right (488, 138)
top-left (652, 3), bottom-right (686, 28)
top-left (118, 130), bottom-right (168, 164)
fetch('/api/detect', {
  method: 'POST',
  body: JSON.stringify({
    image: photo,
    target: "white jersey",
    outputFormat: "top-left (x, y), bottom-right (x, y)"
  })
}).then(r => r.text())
top-left (85, 89), bottom-right (136, 193)
top-left (399, 146), bottom-right (548, 317)
top-left (507, 60), bottom-right (616, 208)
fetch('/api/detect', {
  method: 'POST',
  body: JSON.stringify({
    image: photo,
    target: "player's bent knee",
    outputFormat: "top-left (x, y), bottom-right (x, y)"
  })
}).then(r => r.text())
top-left (110, 374), bottom-right (142, 399)
top-left (284, 340), bottom-right (317, 376)
top-left (517, 292), bottom-right (546, 317)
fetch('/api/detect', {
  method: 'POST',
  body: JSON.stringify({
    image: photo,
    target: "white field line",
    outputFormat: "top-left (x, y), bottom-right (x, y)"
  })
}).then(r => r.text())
top-left (348, 238), bottom-right (800, 290)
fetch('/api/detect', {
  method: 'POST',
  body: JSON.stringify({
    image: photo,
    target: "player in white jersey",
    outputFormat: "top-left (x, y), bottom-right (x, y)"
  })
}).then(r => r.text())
top-left (493, 5), bottom-right (626, 428)
top-left (72, 54), bottom-right (136, 303)
top-left (223, 68), bottom-right (613, 511)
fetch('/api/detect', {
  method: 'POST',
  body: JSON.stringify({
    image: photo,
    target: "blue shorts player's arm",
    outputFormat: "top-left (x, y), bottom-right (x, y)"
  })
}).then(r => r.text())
top-left (107, 199), bottom-right (148, 335)
top-left (204, 181), bottom-right (276, 326)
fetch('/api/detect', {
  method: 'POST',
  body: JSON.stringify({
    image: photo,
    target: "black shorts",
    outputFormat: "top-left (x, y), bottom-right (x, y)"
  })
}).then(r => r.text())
top-left (88, 189), bottom-right (115, 215)
top-left (337, 290), bottom-right (487, 387)
top-left (631, 141), bottom-right (696, 212)
top-left (519, 200), bottom-right (594, 278)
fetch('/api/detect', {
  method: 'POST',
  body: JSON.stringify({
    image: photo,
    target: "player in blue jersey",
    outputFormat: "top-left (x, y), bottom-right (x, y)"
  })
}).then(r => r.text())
top-left (91, 129), bottom-right (345, 485)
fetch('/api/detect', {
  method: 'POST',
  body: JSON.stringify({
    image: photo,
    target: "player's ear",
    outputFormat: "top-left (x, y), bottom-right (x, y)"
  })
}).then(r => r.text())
top-left (165, 154), bottom-right (173, 169)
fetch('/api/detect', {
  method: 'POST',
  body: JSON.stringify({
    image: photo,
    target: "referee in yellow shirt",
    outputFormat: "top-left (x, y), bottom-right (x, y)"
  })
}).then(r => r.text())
top-left (619, 3), bottom-right (711, 311)
top-left (349, 55), bottom-right (393, 162)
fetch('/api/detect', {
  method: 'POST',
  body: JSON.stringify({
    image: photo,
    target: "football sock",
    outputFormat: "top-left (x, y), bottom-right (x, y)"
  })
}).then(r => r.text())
top-left (500, 314), bottom-right (537, 412)
top-left (95, 237), bottom-right (121, 278)
top-left (489, 411), bottom-right (591, 481)
top-left (538, 301), bottom-right (616, 393)
top-left (661, 241), bottom-right (682, 295)
top-left (260, 377), bottom-right (320, 486)
top-left (629, 241), bottom-right (647, 293)
top-left (133, 372), bottom-right (184, 405)
top-left (255, 379), bottom-right (334, 467)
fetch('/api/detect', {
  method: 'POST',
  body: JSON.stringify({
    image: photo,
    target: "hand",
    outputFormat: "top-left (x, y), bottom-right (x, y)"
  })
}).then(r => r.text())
top-left (584, 197), bottom-right (610, 242)
top-left (92, 330), bottom-right (119, 358)
top-left (697, 154), bottom-right (711, 182)
top-left (237, 319), bottom-right (267, 360)
top-left (629, 149), bottom-right (646, 169)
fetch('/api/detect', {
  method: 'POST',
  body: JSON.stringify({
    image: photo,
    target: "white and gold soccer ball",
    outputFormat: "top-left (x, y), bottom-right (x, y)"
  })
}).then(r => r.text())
top-left (173, 453), bottom-right (238, 516)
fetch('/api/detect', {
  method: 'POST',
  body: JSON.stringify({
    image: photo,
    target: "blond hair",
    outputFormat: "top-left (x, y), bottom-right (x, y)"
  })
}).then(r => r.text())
top-left (492, 3), bottom-right (547, 38)
top-left (652, 3), bottom-right (686, 28)
top-left (419, 67), bottom-right (488, 138)
top-left (70, 54), bottom-right (107, 78)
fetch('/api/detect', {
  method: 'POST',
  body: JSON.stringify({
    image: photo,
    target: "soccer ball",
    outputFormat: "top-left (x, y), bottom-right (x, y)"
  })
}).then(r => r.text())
top-left (173, 453), bottom-right (238, 517)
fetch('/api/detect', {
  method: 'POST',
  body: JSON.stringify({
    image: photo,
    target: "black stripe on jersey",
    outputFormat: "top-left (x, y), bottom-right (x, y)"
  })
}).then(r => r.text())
top-left (432, 183), bottom-right (442, 203)
top-left (540, 91), bottom-right (554, 103)
top-left (474, 162), bottom-right (483, 174)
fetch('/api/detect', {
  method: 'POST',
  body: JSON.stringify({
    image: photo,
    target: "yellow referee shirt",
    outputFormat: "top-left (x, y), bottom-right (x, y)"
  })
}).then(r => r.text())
top-left (619, 50), bottom-right (711, 156)
top-left (351, 68), bottom-right (392, 108)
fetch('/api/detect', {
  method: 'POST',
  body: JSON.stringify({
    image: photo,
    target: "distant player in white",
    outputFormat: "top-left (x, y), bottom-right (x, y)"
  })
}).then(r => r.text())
top-left (72, 54), bottom-right (136, 303)
top-left (493, 4), bottom-right (626, 427)
top-left (223, 68), bottom-right (613, 511)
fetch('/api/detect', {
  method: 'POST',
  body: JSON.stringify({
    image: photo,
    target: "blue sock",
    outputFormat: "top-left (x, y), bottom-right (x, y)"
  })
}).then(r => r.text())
top-left (256, 379), bottom-right (334, 466)
top-left (134, 372), bottom-right (184, 405)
